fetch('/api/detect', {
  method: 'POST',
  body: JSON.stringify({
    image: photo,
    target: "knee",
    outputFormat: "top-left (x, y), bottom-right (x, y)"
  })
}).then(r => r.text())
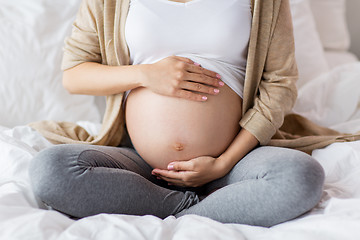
top-left (29, 145), bottom-right (75, 204)
top-left (281, 149), bottom-right (325, 208)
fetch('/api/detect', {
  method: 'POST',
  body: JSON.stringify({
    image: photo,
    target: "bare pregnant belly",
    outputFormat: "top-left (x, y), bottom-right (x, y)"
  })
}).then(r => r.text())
top-left (125, 84), bottom-right (242, 169)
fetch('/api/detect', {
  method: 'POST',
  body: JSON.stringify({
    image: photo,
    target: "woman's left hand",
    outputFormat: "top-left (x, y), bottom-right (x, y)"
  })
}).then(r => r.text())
top-left (151, 156), bottom-right (227, 187)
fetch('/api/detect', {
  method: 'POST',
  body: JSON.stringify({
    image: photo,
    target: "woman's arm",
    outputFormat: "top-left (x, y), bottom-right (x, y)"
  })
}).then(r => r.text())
top-left (217, 128), bottom-right (259, 173)
top-left (62, 62), bottom-right (144, 96)
top-left (63, 56), bottom-right (224, 101)
top-left (239, 0), bottom-right (298, 146)
top-left (62, 0), bottom-right (223, 100)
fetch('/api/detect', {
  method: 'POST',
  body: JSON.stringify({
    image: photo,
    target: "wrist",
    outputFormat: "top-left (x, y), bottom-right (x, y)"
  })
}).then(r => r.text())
top-left (216, 156), bottom-right (232, 177)
top-left (137, 64), bottom-right (151, 88)
top-left (216, 128), bottom-right (260, 174)
top-left (216, 155), bottom-right (233, 175)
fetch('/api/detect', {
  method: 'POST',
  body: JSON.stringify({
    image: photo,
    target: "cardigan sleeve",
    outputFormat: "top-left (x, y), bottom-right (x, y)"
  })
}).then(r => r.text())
top-left (240, 0), bottom-right (298, 145)
top-left (61, 0), bottom-right (103, 71)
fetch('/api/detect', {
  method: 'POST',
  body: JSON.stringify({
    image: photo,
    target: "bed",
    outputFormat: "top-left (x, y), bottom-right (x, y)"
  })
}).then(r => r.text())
top-left (1, 0), bottom-right (360, 239)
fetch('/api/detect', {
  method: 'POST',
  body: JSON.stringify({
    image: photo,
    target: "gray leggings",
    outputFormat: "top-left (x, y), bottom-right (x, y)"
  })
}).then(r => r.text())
top-left (29, 144), bottom-right (325, 227)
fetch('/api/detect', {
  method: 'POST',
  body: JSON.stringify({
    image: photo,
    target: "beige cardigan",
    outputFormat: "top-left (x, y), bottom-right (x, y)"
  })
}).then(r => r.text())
top-left (29, 0), bottom-right (360, 154)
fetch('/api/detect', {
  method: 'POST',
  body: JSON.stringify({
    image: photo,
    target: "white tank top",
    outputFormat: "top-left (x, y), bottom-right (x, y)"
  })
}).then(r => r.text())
top-left (124, 0), bottom-right (252, 100)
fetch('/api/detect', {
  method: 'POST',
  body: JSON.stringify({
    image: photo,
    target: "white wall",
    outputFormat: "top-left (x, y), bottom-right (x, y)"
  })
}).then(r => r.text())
top-left (347, 0), bottom-right (360, 58)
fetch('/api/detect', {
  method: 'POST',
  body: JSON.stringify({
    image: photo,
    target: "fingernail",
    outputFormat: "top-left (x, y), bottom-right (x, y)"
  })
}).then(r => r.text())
top-left (216, 74), bottom-right (222, 79)
top-left (214, 89), bottom-right (220, 94)
top-left (194, 62), bottom-right (201, 66)
top-left (218, 81), bottom-right (224, 87)
top-left (168, 164), bottom-right (174, 170)
top-left (202, 96), bottom-right (208, 101)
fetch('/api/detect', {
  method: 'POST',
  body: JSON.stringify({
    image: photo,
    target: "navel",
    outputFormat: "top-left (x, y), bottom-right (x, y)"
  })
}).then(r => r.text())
top-left (173, 142), bottom-right (185, 151)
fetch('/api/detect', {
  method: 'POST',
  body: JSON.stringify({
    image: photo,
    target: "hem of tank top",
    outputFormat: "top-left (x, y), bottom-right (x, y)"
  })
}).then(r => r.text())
top-left (224, 82), bottom-right (244, 99)
top-left (173, 53), bottom-right (245, 98)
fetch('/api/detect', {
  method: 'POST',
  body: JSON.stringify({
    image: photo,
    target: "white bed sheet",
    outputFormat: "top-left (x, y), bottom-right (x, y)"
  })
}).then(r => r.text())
top-left (1, 62), bottom-right (360, 239)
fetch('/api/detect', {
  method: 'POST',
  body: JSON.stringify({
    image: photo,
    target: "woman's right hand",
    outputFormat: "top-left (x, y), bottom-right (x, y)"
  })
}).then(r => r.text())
top-left (139, 55), bottom-right (224, 102)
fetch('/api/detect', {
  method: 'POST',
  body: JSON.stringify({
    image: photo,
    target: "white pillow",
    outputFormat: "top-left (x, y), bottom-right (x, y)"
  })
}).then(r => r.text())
top-left (290, 0), bottom-right (330, 89)
top-left (293, 62), bottom-right (360, 132)
top-left (309, 0), bottom-right (351, 51)
top-left (0, 0), bottom-right (101, 128)
top-left (324, 51), bottom-right (358, 69)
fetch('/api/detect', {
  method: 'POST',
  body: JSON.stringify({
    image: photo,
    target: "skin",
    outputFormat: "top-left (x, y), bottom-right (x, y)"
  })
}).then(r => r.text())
top-left (125, 73), bottom-right (243, 170)
top-left (63, 1), bottom-right (260, 188)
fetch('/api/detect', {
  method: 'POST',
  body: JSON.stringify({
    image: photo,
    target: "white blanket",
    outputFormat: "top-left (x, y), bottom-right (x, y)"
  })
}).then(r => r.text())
top-left (1, 63), bottom-right (360, 239)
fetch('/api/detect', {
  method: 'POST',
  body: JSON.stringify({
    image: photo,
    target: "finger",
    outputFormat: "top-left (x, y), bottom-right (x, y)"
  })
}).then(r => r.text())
top-left (164, 177), bottom-right (198, 187)
top-left (185, 64), bottom-right (223, 82)
top-left (180, 75), bottom-right (220, 95)
top-left (158, 176), bottom-right (186, 185)
top-left (174, 89), bottom-right (208, 102)
top-left (168, 161), bottom-right (195, 171)
top-left (185, 67), bottom-right (224, 88)
top-left (181, 81), bottom-right (220, 95)
top-left (152, 169), bottom-right (184, 180)
top-left (171, 55), bottom-right (195, 64)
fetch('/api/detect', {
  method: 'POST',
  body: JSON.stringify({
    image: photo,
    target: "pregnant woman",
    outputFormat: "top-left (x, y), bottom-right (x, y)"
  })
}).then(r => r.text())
top-left (29, 0), bottom-right (325, 227)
